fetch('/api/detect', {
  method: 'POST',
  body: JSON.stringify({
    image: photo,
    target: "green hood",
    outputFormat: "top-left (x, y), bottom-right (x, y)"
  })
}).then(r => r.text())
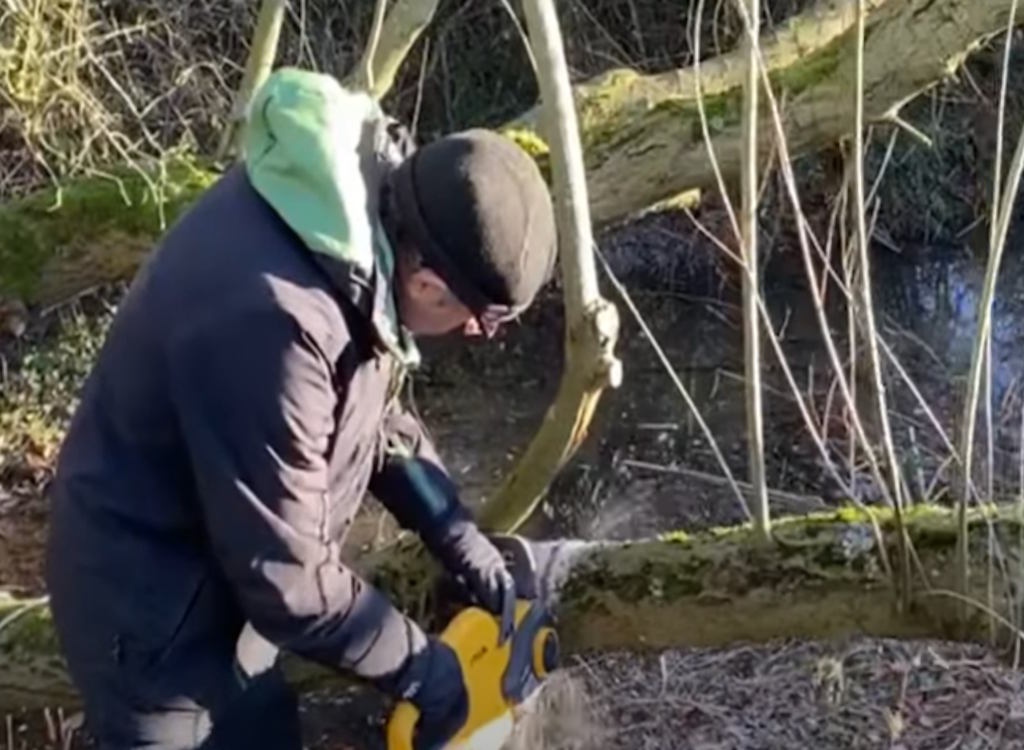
top-left (242, 67), bottom-right (418, 368)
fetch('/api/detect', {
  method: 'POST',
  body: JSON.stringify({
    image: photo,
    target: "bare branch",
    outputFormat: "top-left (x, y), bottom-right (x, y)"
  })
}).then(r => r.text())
top-left (478, 0), bottom-right (621, 532)
top-left (737, 0), bottom-right (770, 539)
top-left (344, 0), bottom-right (439, 101)
top-left (217, 0), bottom-right (287, 160)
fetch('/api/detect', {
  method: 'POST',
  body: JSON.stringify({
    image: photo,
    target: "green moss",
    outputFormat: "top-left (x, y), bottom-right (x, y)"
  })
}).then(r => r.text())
top-left (627, 506), bottom-right (1024, 612)
top-left (574, 68), bottom-right (649, 139)
top-left (580, 85), bottom-right (746, 174)
top-left (500, 126), bottom-right (551, 184)
top-left (0, 599), bottom-right (60, 655)
top-left (658, 529), bottom-right (692, 543)
top-left (500, 126), bottom-right (549, 159)
top-left (0, 155), bottom-right (218, 302)
top-left (658, 506), bottom-right (1015, 556)
top-left (766, 35), bottom-right (845, 97)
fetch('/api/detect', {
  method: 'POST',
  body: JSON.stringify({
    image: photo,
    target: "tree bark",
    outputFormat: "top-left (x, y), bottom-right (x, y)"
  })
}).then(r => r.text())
top-left (2, 508), bottom-right (1020, 709)
top-left (503, 0), bottom-right (1023, 224)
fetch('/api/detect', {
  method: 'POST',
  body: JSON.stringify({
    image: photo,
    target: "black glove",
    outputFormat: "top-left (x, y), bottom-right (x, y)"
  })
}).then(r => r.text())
top-left (402, 639), bottom-right (468, 750)
top-left (434, 518), bottom-right (517, 641)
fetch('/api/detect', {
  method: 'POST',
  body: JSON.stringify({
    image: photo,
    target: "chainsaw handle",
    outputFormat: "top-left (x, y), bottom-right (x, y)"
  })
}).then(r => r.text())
top-left (386, 700), bottom-right (420, 750)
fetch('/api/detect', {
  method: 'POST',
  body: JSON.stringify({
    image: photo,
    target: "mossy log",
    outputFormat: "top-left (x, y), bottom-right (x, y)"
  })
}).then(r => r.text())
top-left (502, 0), bottom-right (1024, 224)
top-left (1, 0), bottom-right (1019, 313)
top-left (0, 158), bottom-right (217, 310)
top-left (3, 507), bottom-right (1021, 710)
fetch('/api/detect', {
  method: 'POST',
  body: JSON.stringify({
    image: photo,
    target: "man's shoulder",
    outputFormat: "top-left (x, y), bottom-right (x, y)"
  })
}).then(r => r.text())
top-left (264, 271), bottom-right (355, 360)
top-left (163, 284), bottom-right (356, 383)
top-left (149, 167), bottom-right (357, 361)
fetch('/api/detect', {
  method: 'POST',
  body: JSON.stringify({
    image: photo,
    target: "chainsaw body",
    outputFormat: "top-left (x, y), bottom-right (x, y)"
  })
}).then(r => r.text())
top-left (387, 536), bottom-right (559, 750)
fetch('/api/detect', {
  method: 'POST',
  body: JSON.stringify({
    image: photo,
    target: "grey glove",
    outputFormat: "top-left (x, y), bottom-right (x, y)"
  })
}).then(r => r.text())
top-left (435, 518), bottom-right (517, 641)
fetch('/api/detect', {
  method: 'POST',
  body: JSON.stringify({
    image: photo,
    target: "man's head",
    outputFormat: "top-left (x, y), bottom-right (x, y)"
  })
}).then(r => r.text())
top-left (387, 129), bottom-right (557, 338)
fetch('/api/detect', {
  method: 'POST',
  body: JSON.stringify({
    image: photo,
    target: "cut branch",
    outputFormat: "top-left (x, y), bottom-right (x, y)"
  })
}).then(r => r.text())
top-left (3, 508), bottom-right (1021, 709)
top-left (343, 0), bottom-right (440, 100)
top-left (476, 0), bottom-right (621, 531)
top-left (217, 0), bottom-right (288, 160)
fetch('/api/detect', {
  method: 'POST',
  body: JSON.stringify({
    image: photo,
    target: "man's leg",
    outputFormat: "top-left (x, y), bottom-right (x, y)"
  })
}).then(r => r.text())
top-left (72, 645), bottom-right (302, 750)
top-left (197, 668), bottom-right (302, 750)
top-left (52, 595), bottom-right (302, 749)
top-left (196, 623), bottom-right (302, 749)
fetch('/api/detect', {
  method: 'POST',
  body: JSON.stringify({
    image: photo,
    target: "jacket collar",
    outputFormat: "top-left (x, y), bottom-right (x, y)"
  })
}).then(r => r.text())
top-left (308, 213), bottom-right (421, 370)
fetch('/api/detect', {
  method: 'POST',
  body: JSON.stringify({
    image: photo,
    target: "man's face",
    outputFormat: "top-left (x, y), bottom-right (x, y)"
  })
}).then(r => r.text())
top-left (395, 256), bottom-right (487, 337)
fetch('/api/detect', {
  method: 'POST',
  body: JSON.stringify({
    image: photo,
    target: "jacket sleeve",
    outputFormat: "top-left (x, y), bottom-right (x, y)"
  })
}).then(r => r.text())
top-left (367, 399), bottom-right (474, 553)
top-left (166, 304), bottom-right (426, 691)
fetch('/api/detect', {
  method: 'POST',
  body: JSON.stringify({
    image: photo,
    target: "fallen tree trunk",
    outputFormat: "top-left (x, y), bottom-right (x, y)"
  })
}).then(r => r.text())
top-left (0, 158), bottom-right (216, 310)
top-left (503, 0), bottom-right (1024, 224)
top-left (3, 507), bottom-right (1021, 710)
top-left (1, 0), bottom-right (1019, 312)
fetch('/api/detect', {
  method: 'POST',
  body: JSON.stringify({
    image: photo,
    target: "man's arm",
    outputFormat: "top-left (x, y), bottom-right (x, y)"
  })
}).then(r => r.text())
top-left (369, 400), bottom-right (514, 617)
top-left (166, 304), bottom-right (426, 693)
top-left (370, 404), bottom-right (470, 538)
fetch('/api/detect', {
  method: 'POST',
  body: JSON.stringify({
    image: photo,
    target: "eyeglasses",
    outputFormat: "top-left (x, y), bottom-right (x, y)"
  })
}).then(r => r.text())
top-left (475, 303), bottom-right (520, 339)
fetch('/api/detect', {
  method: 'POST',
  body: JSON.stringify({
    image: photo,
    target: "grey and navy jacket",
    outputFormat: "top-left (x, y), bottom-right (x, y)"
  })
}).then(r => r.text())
top-left (46, 70), bottom-right (469, 691)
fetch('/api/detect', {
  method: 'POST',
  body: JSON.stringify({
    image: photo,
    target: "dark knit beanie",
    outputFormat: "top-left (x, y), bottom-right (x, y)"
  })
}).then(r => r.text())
top-left (391, 129), bottom-right (556, 323)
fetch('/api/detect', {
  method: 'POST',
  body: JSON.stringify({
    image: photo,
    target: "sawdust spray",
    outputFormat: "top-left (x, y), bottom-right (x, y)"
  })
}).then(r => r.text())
top-left (503, 670), bottom-right (603, 750)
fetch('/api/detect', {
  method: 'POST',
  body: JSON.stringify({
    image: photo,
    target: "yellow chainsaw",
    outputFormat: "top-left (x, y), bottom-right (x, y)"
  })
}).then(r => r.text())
top-left (386, 536), bottom-right (560, 750)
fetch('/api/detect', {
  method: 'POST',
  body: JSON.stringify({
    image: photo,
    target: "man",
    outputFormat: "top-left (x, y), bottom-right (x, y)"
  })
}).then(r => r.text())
top-left (45, 67), bottom-right (557, 749)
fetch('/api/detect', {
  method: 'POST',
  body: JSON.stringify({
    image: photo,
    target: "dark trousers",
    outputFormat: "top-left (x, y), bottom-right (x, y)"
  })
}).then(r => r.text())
top-left (48, 573), bottom-right (303, 750)
top-left (63, 636), bottom-right (303, 750)
top-left (94, 670), bottom-right (301, 750)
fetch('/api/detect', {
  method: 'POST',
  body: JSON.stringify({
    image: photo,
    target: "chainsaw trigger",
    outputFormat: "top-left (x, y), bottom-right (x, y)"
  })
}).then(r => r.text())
top-left (499, 581), bottom-right (516, 645)
top-left (488, 534), bottom-right (539, 600)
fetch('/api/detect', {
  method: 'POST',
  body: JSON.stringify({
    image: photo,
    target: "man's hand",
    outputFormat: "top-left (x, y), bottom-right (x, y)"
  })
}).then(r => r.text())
top-left (394, 638), bottom-right (468, 750)
top-left (435, 518), bottom-right (517, 640)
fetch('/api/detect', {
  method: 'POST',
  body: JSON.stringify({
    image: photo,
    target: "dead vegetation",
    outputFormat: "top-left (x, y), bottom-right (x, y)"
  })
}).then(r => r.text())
top-left (0, 0), bottom-right (244, 196)
top-left (543, 637), bottom-right (1024, 749)
top-left (0, 0), bottom-right (823, 202)
top-left (5, 635), bottom-right (1024, 748)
